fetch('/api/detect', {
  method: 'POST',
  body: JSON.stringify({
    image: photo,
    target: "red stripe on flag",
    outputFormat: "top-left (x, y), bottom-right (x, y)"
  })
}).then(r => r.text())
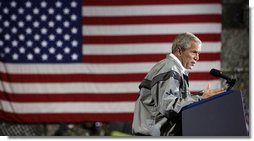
top-left (83, 15), bottom-right (221, 25)
top-left (0, 91), bottom-right (138, 102)
top-left (83, 0), bottom-right (221, 6)
top-left (83, 53), bottom-right (220, 63)
top-left (0, 72), bottom-right (218, 83)
top-left (189, 72), bottom-right (219, 80)
top-left (0, 111), bottom-right (133, 122)
top-left (0, 73), bottom-right (145, 83)
top-left (0, 90), bottom-right (210, 103)
top-left (84, 34), bottom-right (221, 44)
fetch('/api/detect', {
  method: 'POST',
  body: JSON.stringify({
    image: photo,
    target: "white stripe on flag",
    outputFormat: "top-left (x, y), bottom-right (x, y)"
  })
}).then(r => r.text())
top-left (83, 42), bottom-right (221, 55)
top-left (83, 23), bottom-right (221, 35)
top-left (82, 4), bottom-right (222, 16)
top-left (0, 62), bottom-right (220, 74)
top-left (0, 101), bottom-right (135, 113)
top-left (0, 80), bottom-right (221, 94)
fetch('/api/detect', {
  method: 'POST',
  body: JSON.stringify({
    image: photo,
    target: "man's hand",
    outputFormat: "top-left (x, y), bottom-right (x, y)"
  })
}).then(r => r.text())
top-left (201, 84), bottom-right (225, 99)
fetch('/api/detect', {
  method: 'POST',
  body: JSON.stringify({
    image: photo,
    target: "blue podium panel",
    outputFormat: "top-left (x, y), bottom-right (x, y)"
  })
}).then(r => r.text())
top-left (181, 90), bottom-right (248, 136)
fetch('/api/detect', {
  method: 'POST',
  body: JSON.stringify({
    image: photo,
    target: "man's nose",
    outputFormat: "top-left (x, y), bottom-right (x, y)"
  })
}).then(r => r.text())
top-left (194, 54), bottom-right (199, 61)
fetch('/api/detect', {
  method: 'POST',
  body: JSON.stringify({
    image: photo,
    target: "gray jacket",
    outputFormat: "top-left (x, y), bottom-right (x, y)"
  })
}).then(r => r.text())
top-left (132, 54), bottom-right (202, 136)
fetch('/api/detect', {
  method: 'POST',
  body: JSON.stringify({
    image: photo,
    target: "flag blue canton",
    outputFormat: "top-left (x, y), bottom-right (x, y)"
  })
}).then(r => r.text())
top-left (0, 0), bottom-right (82, 63)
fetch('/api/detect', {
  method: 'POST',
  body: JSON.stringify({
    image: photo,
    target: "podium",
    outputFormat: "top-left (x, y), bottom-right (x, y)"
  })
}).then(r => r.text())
top-left (181, 90), bottom-right (248, 136)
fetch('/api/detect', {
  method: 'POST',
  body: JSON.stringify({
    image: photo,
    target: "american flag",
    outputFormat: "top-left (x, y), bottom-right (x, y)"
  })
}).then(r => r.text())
top-left (0, 0), bottom-right (221, 122)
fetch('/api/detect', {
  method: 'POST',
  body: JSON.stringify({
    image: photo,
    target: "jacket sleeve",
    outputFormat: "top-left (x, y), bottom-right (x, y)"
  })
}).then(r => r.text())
top-left (154, 76), bottom-right (201, 119)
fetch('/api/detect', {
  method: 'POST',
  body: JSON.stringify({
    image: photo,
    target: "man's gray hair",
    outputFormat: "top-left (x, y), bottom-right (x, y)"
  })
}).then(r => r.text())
top-left (171, 32), bottom-right (202, 53)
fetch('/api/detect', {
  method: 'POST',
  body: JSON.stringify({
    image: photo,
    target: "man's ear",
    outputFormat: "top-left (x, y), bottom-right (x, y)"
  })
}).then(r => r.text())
top-left (176, 47), bottom-right (182, 56)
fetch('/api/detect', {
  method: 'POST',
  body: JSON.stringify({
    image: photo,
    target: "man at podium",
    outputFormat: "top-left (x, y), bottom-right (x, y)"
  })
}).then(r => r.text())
top-left (132, 32), bottom-right (225, 136)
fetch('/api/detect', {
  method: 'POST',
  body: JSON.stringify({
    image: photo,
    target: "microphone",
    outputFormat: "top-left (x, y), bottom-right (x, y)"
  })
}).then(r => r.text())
top-left (210, 68), bottom-right (232, 81)
top-left (209, 68), bottom-right (236, 90)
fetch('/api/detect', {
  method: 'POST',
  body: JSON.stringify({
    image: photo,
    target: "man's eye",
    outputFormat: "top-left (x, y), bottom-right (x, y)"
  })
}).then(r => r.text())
top-left (192, 52), bottom-right (199, 56)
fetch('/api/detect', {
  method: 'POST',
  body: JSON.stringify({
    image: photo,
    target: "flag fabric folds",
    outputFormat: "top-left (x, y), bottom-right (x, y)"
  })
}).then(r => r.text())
top-left (0, 0), bottom-right (222, 123)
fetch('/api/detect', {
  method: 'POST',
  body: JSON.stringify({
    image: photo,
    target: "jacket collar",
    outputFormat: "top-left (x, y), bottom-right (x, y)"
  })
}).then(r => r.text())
top-left (167, 53), bottom-right (189, 75)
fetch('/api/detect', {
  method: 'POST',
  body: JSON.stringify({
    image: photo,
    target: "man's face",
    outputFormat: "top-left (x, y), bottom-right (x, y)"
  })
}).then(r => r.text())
top-left (178, 42), bottom-right (201, 70)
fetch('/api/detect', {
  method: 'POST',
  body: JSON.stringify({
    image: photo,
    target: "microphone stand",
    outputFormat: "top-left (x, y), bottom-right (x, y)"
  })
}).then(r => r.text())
top-left (226, 78), bottom-right (236, 91)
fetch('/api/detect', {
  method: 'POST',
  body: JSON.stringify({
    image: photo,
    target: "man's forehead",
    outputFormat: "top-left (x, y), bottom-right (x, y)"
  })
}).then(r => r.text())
top-left (190, 42), bottom-right (201, 49)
